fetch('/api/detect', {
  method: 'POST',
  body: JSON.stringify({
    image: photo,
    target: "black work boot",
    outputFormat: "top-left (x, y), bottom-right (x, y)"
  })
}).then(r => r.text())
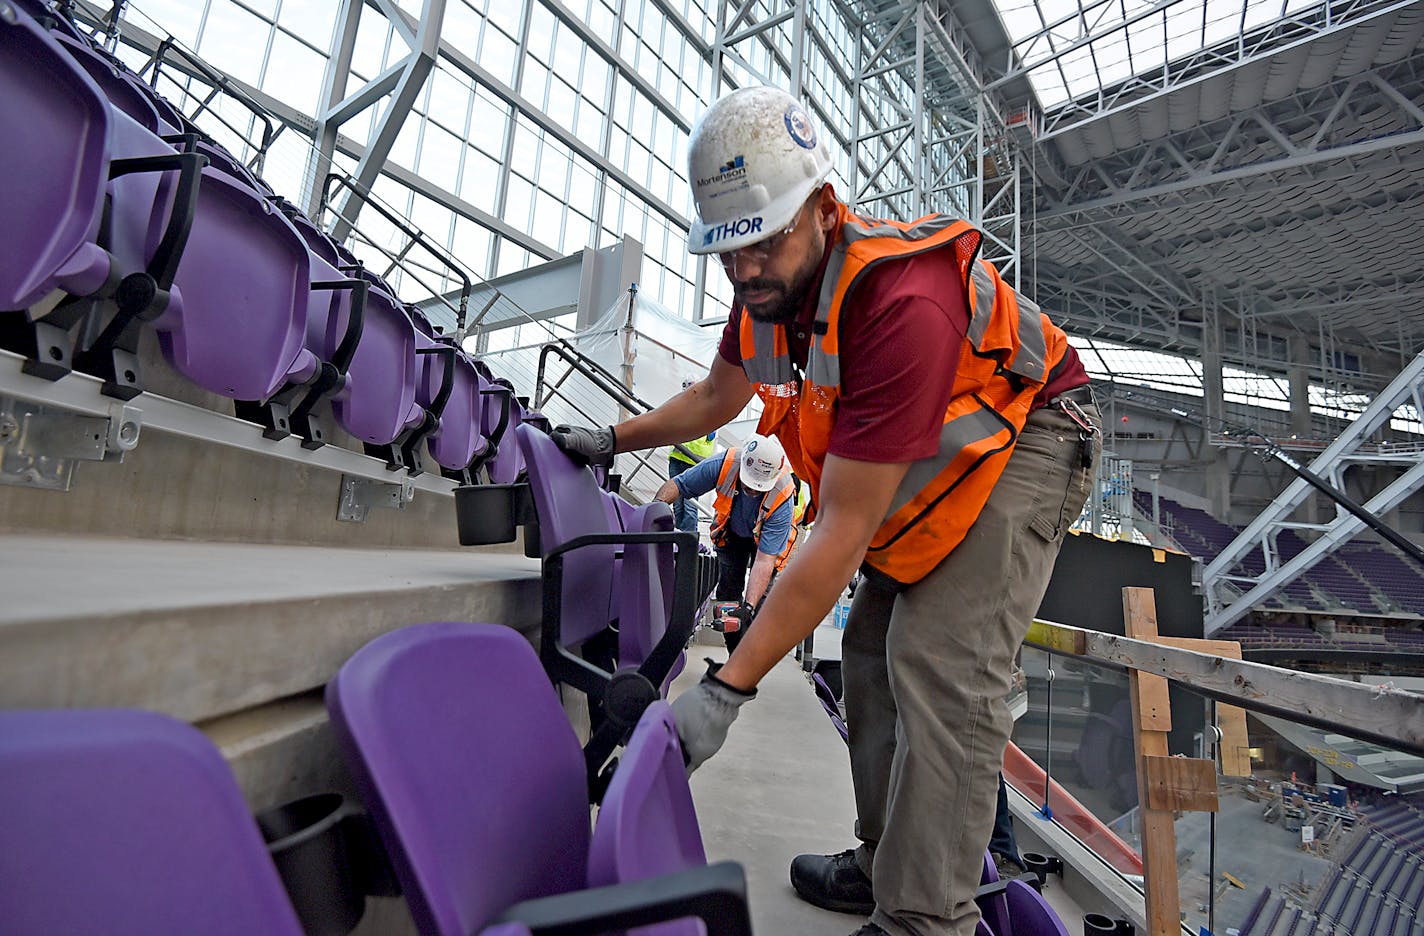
top-left (789, 848), bottom-right (875, 914)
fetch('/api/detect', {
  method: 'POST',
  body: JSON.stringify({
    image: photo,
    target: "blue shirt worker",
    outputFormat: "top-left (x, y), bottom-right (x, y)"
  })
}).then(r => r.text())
top-left (655, 433), bottom-right (794, 653)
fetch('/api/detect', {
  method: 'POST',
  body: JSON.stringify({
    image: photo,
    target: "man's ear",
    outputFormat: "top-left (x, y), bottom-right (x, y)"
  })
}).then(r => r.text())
top-left (816, 183), bottom-right (838, 233)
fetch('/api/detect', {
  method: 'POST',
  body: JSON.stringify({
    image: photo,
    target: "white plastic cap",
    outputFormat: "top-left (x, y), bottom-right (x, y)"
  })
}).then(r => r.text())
top-left (739, 433), bottom-right (786, 492)
top-left (686, 86), bottom-right (833, 255)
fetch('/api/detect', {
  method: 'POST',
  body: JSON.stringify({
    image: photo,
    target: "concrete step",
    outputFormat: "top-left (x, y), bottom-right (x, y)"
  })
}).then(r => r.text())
top-left (0, 534), bottom-right (543, 811)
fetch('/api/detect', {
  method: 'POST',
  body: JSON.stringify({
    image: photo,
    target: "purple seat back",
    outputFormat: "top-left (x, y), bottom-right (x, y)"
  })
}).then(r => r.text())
top-left (619, 501), bottom-right (677, 674)
top-left (424, 349), bottom-right (485, 471)
top-left (978, 850), bottom-right (1012, 936)
top-left (587, 701), bottom-right (708, 936)
top-left (486, 395), bottom-right (528, 483)
top-left (196, 139), bottom-right (270, 194)
top-left (284, 217), bottom-right (419, 445)
top-left (1004, 878), bottom-right (1070, 935)
top-left (614, 498), bottom-right (679, 625)
top-left (516, 422), bottom-right (618, 645)
top-left (158, 168), bottom-right (318, 399)
top-left (326, 622), bottom-right (590, 936)
top-left (0, 708), bottom-right (304, 936)
top-left (0, 11), bottom-right (111, 309)
top-left (51, 32), bottom-right (163, 134)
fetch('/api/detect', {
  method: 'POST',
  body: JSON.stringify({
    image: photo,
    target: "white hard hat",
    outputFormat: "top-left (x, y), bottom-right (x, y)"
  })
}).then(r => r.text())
top-left (739, 433), bottom-right (786, 492)
top-left (687, 86), bottom-right (833, 255)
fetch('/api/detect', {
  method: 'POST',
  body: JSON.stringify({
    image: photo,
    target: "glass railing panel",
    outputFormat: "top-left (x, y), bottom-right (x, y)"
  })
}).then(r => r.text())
top-left (1013, 632), bottom-right (1424, 936)
top-left (1009, 646), bottom-right (1147, 881)
top-left (1183, 683), bottom-right (1424, 936)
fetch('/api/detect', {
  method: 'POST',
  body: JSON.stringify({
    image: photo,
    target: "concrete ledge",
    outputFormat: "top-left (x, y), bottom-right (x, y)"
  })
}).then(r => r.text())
top-left (0, 535), bottom-right (541, 722)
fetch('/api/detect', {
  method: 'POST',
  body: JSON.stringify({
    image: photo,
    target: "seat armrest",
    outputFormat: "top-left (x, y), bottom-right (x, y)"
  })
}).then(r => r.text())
top-left (493, 861), bottom-right (752, 936)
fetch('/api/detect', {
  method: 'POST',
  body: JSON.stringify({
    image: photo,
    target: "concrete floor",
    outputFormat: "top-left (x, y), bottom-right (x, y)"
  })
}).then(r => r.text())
top-left (676, 621), bottom-right (1083, 935)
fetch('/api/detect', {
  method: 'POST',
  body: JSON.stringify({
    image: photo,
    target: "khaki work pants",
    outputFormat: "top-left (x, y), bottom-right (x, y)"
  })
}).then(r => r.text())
top-left (843, 404), bottom-right (1099, 936)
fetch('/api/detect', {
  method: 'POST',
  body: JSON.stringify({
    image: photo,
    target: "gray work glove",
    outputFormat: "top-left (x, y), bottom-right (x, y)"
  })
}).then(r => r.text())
top-left (548, 424), bottom-right (616, 468)
top-left (670, 659), bottom-right (757, 774)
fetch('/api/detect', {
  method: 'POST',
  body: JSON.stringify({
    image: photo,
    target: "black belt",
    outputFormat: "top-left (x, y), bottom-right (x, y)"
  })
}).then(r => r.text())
top-left (1045, 384), bottom-right (1095, 409)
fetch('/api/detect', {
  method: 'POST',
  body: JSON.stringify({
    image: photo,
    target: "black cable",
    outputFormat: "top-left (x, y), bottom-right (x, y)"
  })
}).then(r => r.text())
top-left (1114, 387), bottom-right (1424, 570)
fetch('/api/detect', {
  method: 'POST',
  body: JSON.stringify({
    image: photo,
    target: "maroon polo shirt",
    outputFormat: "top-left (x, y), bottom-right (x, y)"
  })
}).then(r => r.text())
top-left (718, 240), bottom-right (1089, 464)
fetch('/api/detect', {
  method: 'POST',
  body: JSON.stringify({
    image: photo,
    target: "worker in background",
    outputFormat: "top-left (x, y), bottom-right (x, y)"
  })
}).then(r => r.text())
top-left (550, 85), bottom-right (1097, 936)
top-left (668, 375), bottom-right (716, 535)
top-left (653, 433), bottom-right (794, 653)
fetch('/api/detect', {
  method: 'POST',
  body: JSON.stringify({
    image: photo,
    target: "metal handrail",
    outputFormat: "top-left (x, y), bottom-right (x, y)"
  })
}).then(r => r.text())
top-left (321, 174), bottom-right (473, 332)
top-left (143, 37), bottom-right (276, 173)
top-left (534, 341), bottom-right (700, 468)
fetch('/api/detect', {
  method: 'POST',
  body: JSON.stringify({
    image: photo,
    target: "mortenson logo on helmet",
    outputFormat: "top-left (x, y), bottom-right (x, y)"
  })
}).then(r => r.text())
top-left (697, 154), bottom-right (746, 187)
top-left (702, 216), bottom-right (763, 246)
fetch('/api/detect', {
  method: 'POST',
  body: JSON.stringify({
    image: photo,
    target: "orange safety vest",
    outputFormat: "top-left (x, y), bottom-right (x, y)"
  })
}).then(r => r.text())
top-left (739, 203), bottom-right (1071, 585)
top-left (709, 448), bottom-right (796, 568)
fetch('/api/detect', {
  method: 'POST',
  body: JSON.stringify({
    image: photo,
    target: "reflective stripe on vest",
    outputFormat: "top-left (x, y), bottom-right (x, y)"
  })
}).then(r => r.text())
top-left (741, 320), bottom-right (796, 389)
top-left (738, 202), bottom-right (1071, 585)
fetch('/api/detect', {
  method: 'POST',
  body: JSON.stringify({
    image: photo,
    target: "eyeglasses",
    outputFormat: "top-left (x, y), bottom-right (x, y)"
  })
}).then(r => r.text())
top-left (717, 196), bottom-right (814, 269)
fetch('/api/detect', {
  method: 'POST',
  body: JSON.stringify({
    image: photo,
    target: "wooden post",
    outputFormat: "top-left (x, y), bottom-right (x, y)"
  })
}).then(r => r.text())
top-left (1145, 635), bottom-right (1251, 777)
top-left (1123, 586), bottom-right (1183, 936)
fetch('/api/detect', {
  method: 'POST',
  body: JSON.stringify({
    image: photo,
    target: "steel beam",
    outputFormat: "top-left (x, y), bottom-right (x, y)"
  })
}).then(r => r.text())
top-left (1206, 457), bottom-right (1424, 632)
top-left (329, 0), bottom-right (446, 243)
top-left (1203, 348), bottom-right (1424, 632)
top-left (1040, 70), bottom-right (1424, 221)
top-left (306, 0), bottom-right (363, 216)
top-left (1028, 0), bottom-right (1421, 140)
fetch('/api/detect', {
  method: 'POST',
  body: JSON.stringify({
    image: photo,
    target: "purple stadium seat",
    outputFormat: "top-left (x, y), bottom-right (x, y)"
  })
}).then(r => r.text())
top-left (2, 10), bottom-right (206, 392)
top-left (0, 708), bottom-right (304, 936)
top-left (0, 12), bottom-right (112, 313)
top-left (325, 621), bottom-right (749, 936)
top-left (283, 211), bottom-right (421, 447)
top-left (484, 384), bottom-right (528, 483)
top-left (517, 421), bottom-right (689, 669)
top-left (390, 311), bottom-right (461, 475)
top-left (51, 31), bottom-right (165, 135)
top-left (978, 851), bottom-right (1013, 936)
top-left (515, 423), bottom-right (699, 782)
top-left (811, 672), bottom-right (850, 744)
top-left (1003, 879), bottom-right (1070, 935)
top-left (422, 348), bottom-right (488, 482)
top-left (586, 701), bottom-right (709, 936)
top-left (518, 422), bottom-right (623, 647)
top-left (220, 200), bottom-right (372, 445)
top-left (155, 167), bottom-right (318, 400)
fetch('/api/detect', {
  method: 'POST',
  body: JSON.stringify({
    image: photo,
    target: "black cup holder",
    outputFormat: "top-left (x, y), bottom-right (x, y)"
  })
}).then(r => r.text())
top-left (1083, 912), bottom-right (1135, 935)
top-left (256, 793), bottom-right (399, 936)
top-left (454, 482), bottom-right (532, 544)
top-left (1022, 851), bottom-right (1064, 881)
